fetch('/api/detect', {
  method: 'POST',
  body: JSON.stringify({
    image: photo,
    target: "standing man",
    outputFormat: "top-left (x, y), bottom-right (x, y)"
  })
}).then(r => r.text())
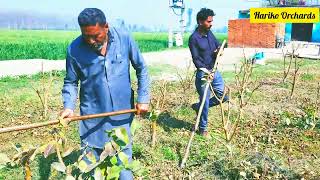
top-left (188, 8), bottom-right (228, 137)
top-left (60, 8), bottom-right (150, 179)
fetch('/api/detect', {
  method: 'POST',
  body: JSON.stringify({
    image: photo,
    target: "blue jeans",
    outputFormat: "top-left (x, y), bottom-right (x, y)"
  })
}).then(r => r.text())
top-left (195, 70), bottom-right (229, 131)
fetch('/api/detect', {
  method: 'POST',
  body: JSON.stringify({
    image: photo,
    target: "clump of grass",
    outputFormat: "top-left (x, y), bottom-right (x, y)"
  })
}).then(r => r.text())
top-left (161, 147), bottom-right (178, 161)
top-left (301, 73), bottom-right (315, 81)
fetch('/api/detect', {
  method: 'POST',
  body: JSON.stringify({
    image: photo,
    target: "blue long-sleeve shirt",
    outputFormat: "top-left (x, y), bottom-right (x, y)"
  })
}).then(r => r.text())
top-left (188, 28), bottom-right (220, 70)
top-left (62, 26), bottom-right (150, 148)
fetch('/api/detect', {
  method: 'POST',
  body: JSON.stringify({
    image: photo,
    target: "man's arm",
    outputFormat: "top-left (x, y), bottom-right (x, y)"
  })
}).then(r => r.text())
top-left (207, 34), bottom-right (220, 65)
top-left (60, 47), bottom-right (79, 118)
top-left (212, 34), bottom-right (223, 56)
top-left (128, 34), bottom-right (150, 114)
top-left (212, 33), bottom-right (221, 48)
top-left (188, 37), bottom-right (208, 69)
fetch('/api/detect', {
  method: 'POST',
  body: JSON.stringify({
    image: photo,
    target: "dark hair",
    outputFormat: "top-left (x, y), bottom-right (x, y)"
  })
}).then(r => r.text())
top-left (196, 8), bottom-right (215, 24)
top-left (78, 8), bottom-right (106, 27)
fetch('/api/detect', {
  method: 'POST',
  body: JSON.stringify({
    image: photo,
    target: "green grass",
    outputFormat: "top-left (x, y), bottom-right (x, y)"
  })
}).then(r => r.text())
top-left (0, 30), bottom-right (227, 60)
top-left (161, 147), bottom-right (178, 161)
top-left (0, 30), bottom-right (77, 60)
top-left (301, 73), bottom-right (315, 81)
top-left (146, 64), bottom-right (177, 77)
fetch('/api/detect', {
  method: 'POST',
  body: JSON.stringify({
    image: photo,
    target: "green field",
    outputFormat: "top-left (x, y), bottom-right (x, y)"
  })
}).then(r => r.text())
top-left (0, 30), bottom-right (227, 60)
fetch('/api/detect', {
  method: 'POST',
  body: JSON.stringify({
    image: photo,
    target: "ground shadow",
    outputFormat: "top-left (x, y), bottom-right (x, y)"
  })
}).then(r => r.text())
top-left (156, 111), bottom-right (194, 132)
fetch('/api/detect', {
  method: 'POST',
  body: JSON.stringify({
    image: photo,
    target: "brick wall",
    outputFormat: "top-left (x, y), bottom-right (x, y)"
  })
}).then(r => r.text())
top-left (228, 19), bottom-right (285, 48)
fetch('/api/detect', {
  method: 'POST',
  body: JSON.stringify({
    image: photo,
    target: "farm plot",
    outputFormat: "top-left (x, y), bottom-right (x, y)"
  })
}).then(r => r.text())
top-left (0, 58), bottom-right (319, 179)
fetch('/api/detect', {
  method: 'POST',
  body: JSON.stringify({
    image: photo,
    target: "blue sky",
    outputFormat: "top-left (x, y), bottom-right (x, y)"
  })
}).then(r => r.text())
top-left (0, 0), bottom-right (261, 29)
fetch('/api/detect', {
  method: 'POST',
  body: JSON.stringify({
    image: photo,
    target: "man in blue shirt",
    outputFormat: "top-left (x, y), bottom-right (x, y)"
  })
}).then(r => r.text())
top-left (60, 8), bottom-right (150, 179)
top-left (188, 8), bottom-right (228, 137)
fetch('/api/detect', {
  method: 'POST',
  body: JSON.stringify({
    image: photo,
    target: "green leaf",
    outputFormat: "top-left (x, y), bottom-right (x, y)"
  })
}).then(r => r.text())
top-left (51, 162), bottom-right (66, 172)
top-left (111, 141), bottom-right (121, 152)
top-left (126, 160), bottom-right (141, 172)
top-left (306, 118), bottom-right (310, 124)
top-left (116, 128), bottom-right (129, 144)
top-left (285, 118), bottom-right (291, 126)
top-left (130, 119), bottom-right (141, 136)
top-left (78, 160), bottom-right (88, 173)
top-left (94, 167), bottom-right (105, 180)
top-left (107, 166), bottom-right (122, 180)
top-left (104, 142), bottom-right (113, 153)
top-left (148, 111), bottom-right (157, 121)
top-left (105, 130), bottom-right (112, 137)
top-left (113, 128), bottom-right (129, 146)
top-left (113, 139), bottom-right (126, 147)
top-left (110, 156), bottom-right (118, 166)
top-left (99, 166), bottom-right (107, 177)
top-left (118, 152), bottom-right (129, 166)
top-left (86, 151), bottom-right (97, 164)
top-left (126, 160), bottom-right (143, 176)
top-left (100, 142), bottom-right (117, 163)
top-left (149, 109), bottom-right (161, 121)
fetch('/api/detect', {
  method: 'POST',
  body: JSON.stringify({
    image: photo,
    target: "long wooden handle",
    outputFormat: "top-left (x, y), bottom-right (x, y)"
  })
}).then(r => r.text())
top-left (180, 82), bottom-right (210, 168)
top-left (0, 109), bottom-right (137, 134)
top-left (213, 40), bottom-right (227, 71)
